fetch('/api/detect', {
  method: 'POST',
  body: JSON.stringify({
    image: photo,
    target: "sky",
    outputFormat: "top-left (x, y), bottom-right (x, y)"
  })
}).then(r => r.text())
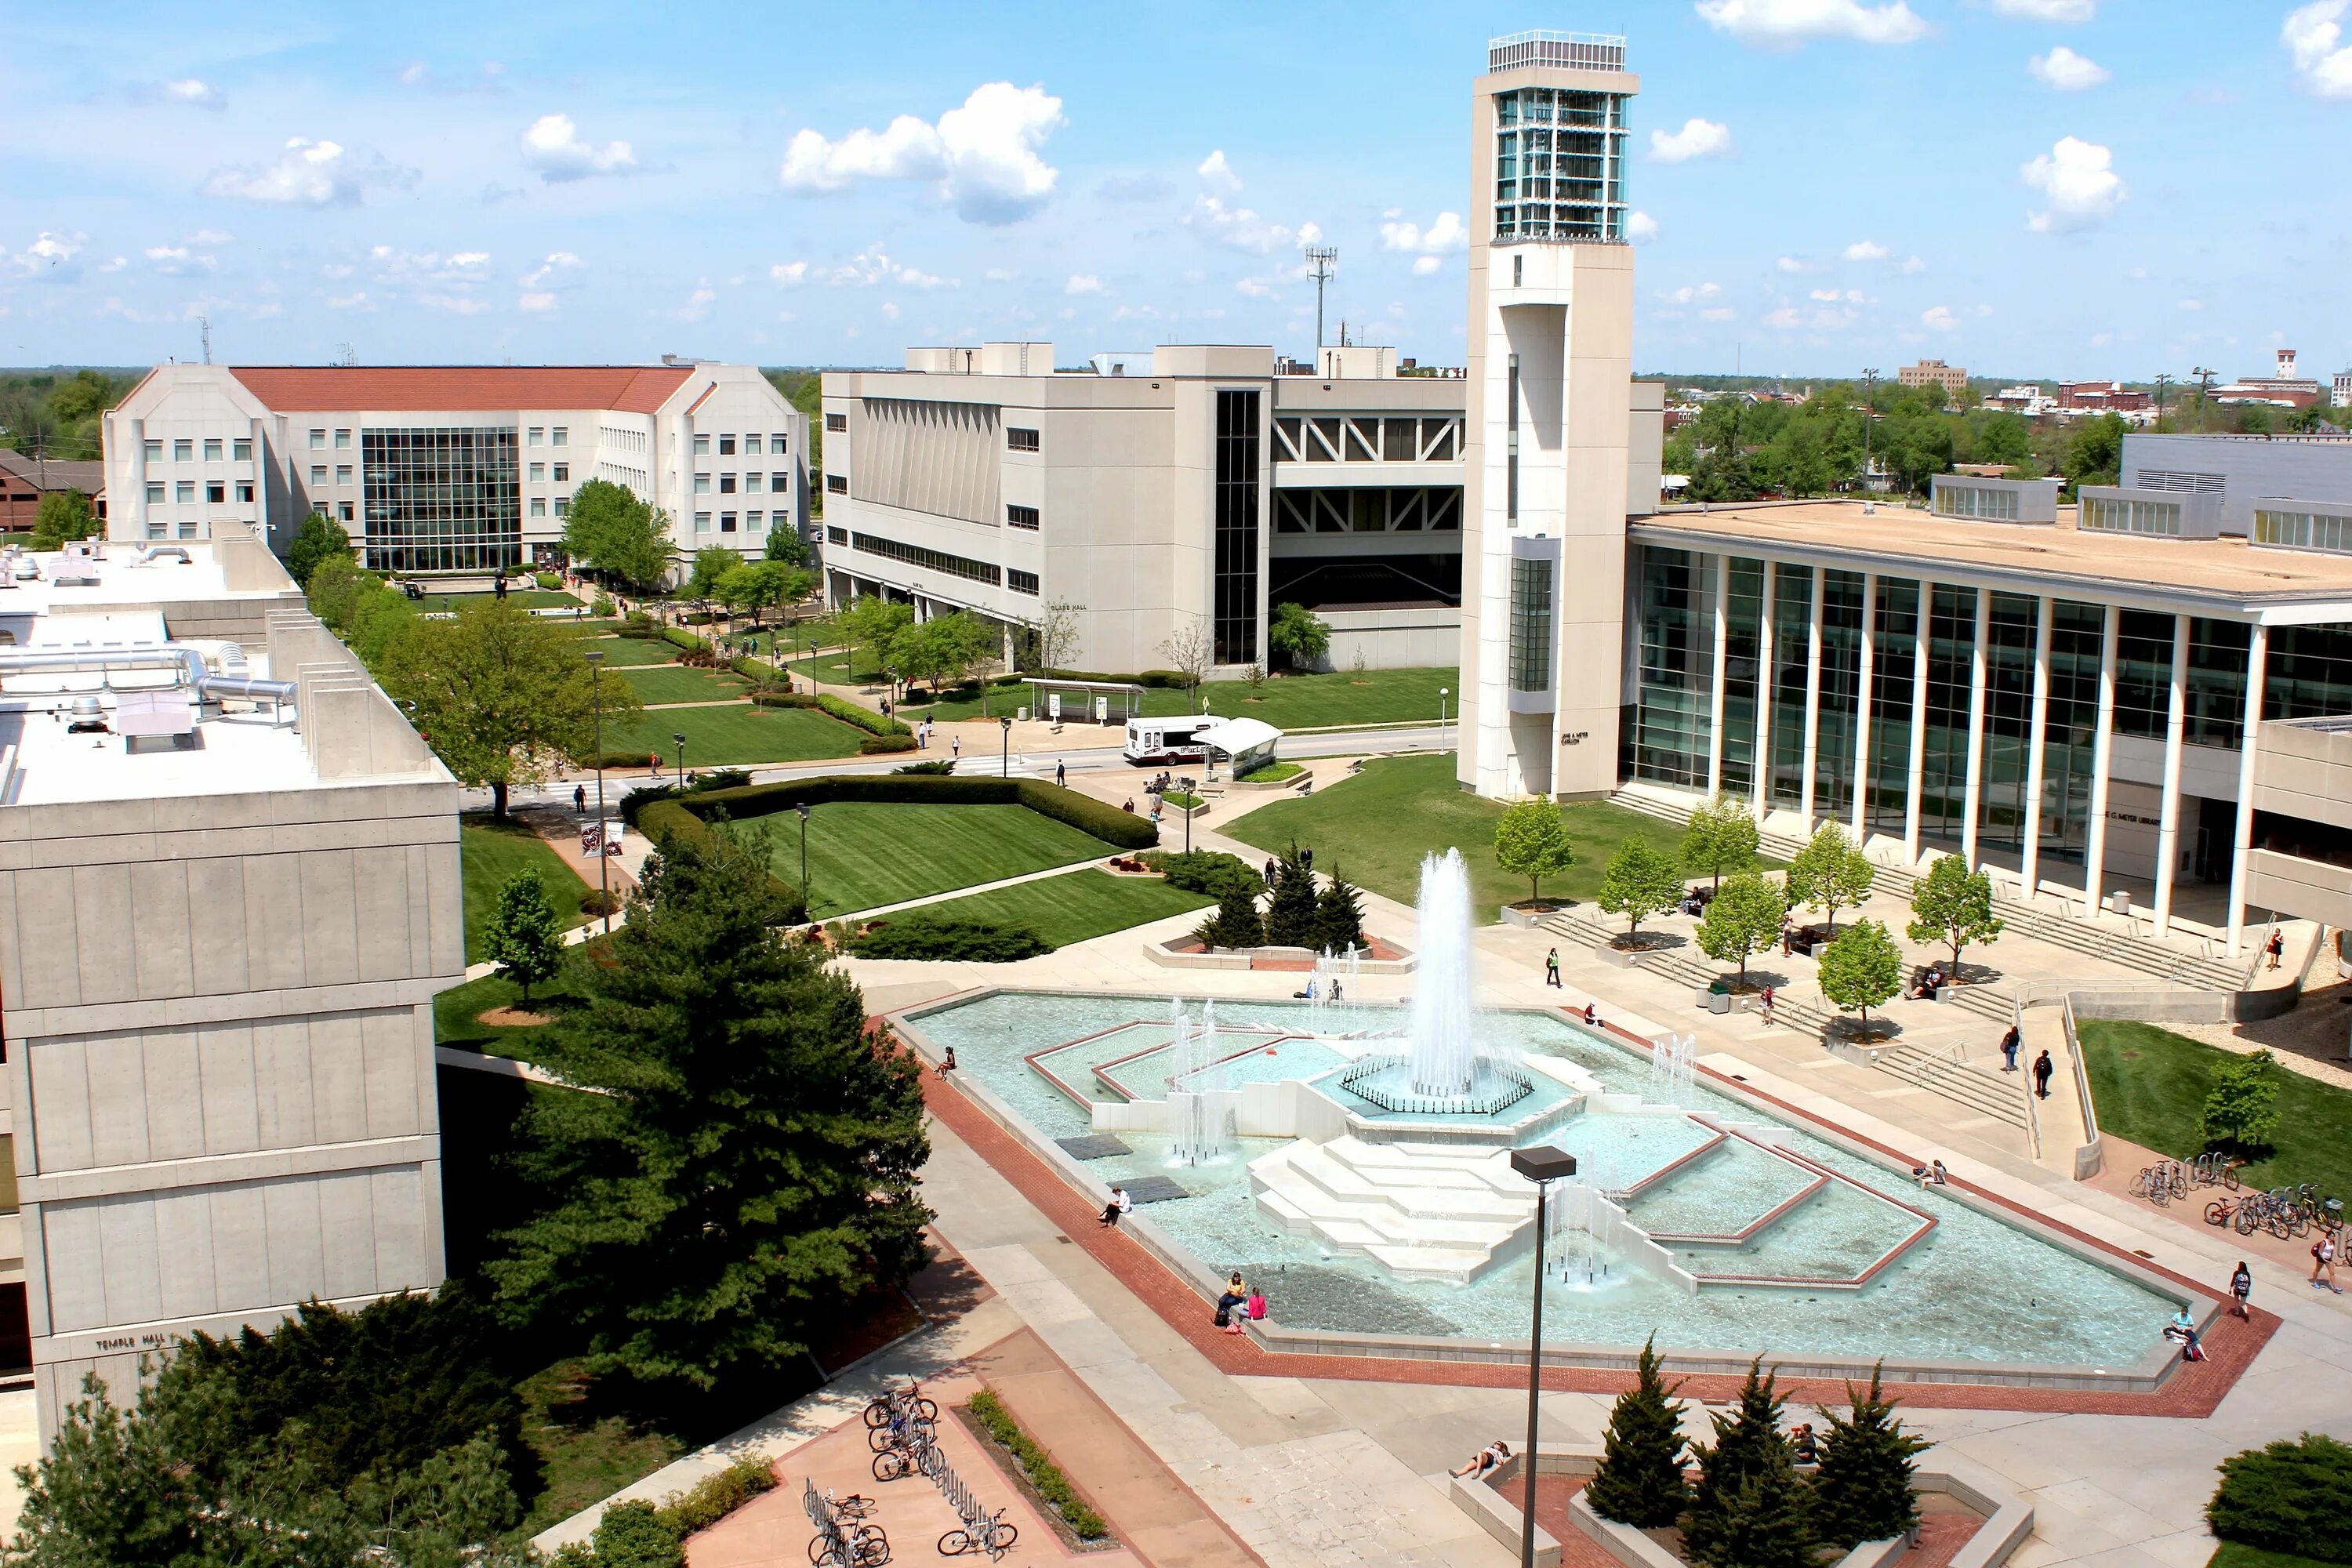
top-left (5, 0), bottom-right (2350, 382)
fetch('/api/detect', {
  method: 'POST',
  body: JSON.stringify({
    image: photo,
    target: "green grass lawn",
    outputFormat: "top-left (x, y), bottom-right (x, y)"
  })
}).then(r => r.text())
top-left (2209, 1544), bottom-right (2339, 1568)
top-left (434, 969), bottom-right (579, 1062)
top-left (2078, 1020), bottom-right (2352, 1199)
top-left (460, 817), bottom-right (590, 964)
top-left (605, 703), bottom-right (866, 766)
top-left (416, 590), bottom-right (580, 614)
top-left (619, 665), bottom-right (750, 706)
top-left (762, 800), bottom-right (1122, 918)
top-left (896, 867), bottom-right (1214, 949)
top-left (1224, 753), bottom-right (1767, 915)
top-left (793, 661), bottom-right (1457, 730)
top-left (580, 636), bottom-right (678, 667)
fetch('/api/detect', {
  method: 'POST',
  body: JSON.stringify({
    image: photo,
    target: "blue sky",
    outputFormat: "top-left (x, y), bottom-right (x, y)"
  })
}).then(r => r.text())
top-left (5, 0), bottom-right (2349, 380)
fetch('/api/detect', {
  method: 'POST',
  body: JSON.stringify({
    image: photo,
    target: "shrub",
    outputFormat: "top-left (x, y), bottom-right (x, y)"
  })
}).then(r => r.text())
top-left (751, 691), bottom-right (821, 710)
top-left (1587, 1335), bottom-right (1688, 1527)
top-left (2208, 1433), bottom-right (2352, 1563)
top-left (585, 1500), bottom-right (682, 1568)
top-left (620, 782), bottom-right (680, 826)
top-left (965, 1389), bottom-right (1109, 1539)
top-left (660, 626), bottom-right (706, 652)
top-left (818, 692), bottom-right (913, 737)
top-left (593, 595), bottom-right (617, 616)
top-left (693, 768), bottom-right (754, 792)
top-left (535, 572), bottom-right (564, 590)
top-left (1809, 1366), bottom-right (1929, 1550)
top-left (1193, 884), bottom-right (1263, 949)
top-left (656, 1457), bottom-right (779, 1538)
top-left (895, 760), bottom-right (958, 775)
top-left (1314, 872), bottom-right (1367, 953)
top-left (1262, 846), bottom-right (1319, 946)
top-left (668, 775), bottom-right (1158, 850)
top-left (2201, 1049), bottom-right (2283, 1152)
top-left (859, 733), bottom-right (919, 754)
top-left (846, 914), bottom-right (1049, 961)
top-left (579, 887), bottom-right (620, 919)
top-left (1146, 849), bottom-right (1260, 898)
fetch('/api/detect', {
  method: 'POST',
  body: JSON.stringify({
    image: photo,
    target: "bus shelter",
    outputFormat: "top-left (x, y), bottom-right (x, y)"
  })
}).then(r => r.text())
top-left (1025, 678), bottom-right (1147, 726)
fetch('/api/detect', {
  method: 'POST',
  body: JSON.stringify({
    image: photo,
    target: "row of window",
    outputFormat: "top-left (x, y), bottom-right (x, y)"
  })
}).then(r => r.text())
top-left (2253, 508), bottom-right (2352, 555)
top-left (692, 511), bottom-right (771, 535)
top-left (691, 433), bottom-right (789, 456)
top-left (1933, 485), bottom-right (2023, 521)
top-left (2081, 495), bottom-right (2183, 535)
top-left (146, 479), bottom-right (254, 505)
top-left (528, 497), bottom-right (572, 518)
top-left (694, 471), bottom-right (792, 495)
top-left (1006, 504), bottom-right (1039, 530)
top-left (1007, 426), bottom-right (1040, 452)
top-left (143, 437), bottom-right (253, 463)
top-left (1272, 415), bottom-right (1462, 465)
top-left (850, 531), bottom-right (1001, 586)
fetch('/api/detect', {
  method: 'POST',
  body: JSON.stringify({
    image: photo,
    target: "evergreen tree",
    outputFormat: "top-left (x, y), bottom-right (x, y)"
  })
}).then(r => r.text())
top-left (485, 867), bottom-right (564, 1004)
top-left (1586, 1334), bottom-right (1690, 1528)
top-left (488, 826), bottom-right (931, 1387)
top-left (1312, 870), bottom-right (1367, 954)
top-left (1262, 844), bottom-right (1320, 948)
top-left (1195, 884), bottom-right (1263, 950)
top-left (1809, 1365), bottom-right (1929, 1549)
top-left (1682, 1359), bottom-right (1812, 1568)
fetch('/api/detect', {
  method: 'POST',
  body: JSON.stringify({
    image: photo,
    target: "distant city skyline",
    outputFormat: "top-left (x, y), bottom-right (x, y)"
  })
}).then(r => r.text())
top-left (5, 1), bottom-right (2349, 381)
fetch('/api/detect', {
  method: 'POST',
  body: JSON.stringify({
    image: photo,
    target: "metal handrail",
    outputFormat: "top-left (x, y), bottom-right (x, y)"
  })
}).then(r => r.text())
top-left (1913, 1037), bottom-right (1969, 1093)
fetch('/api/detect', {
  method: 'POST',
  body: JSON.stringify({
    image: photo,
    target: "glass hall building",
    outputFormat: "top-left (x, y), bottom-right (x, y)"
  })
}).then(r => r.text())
top-left (1617, 439), bottom-right (2352, 954)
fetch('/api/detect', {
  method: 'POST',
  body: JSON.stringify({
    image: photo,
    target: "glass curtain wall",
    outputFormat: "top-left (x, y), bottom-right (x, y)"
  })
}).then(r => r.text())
top-left (2267, 623), bottom-right (2352, 720)
top-left (2113, 610), bottom-right (2176, 739)
top-left (2186, 619), bottom-right (2251, 750)
top-left (1812, 571), bottom-right (1867, 820)
top-left (361, 426), bottom-right (521, 572)
top-left (1210, 390), bottom-right (1262, 665)
top-left (1867, 579), bottom-right (1921, 836)
top-left (1918, 586), bottom-right (1979, 851)
top-left (1975, 593), bottom-right (2040, 855)
top-left (2037, 602), bottom-right (2105, 866)
top-left (1631, 546), bottom-right (1715, 789)
top-left (1720, 558), bottom-right (1766, 797)
top-left (1769, 565), bottom-right (1813, 808)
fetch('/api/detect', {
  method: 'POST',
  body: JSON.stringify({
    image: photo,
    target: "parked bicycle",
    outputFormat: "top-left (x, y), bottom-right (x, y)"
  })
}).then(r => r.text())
top-left (862, 1381), bottom-right (938, 1430)
top-left (938, 1508), bottom-right (1020, 1560)
top-left (866, 1403), bottom-right (935, 1454)
top-left (2129, 1162), bottom-right (2187, 1207)
top-left (806, 1478), bottom-right (891, 1568)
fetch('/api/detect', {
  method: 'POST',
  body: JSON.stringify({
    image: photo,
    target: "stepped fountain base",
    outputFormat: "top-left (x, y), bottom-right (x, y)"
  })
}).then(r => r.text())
top-left (1336, 1055), bottom-right (1534, 1116)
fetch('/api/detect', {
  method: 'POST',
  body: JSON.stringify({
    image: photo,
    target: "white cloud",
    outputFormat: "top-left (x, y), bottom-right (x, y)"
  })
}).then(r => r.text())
top-left (1379, 211), bottom-right (1466, 254)
top-left (673, 285), bottom-right (715, 322)
top-left (1065, 273), bottom-right (1104, 295)
top-left (11, 231), bottom-right (85, 278)
top-left (163, 78), bottom-right (225, 111)
top-left (520, 112), bottom-right (637, 181)
top-left (771, 261), bottom-right (808, 285)
top-left (1626, 210), bottom-right (1660, 242)
top-left (1197, 150), bottom-right (1240, 191)
top-left (1694, 0), bottom-right (1929, 49)
top-left (1764, 307), bottom-right (1803, 328)
top-left (1810, 287), bottom-right (1864, 303)
top-left (1921, 304), bottom-right (1959, 331)
top-left (1663, 282), bottom-right (1723, 304)
top-left (144, 244), bottom-right (216, 274)
top-left (1776, 256), bottom-right (1814, 273)
top-left (416, 292), bottom-right (488, 315)
top-left (1900, 255), bottom-right (1926, 274)
top-left (1235, 277), bottom-right (1276, 299)
top-left (2030, 45), bottom-right (2111, 90)
top-left (519, 292), bottom-right (557, 312)
top-left (880, 301), bottom-right (900, 321)
top-left (204, 137), bottom-right (408, 206)
top-left (521, 251), bottom-right (583, 289)
top-left (1700, 306), bottom-right (1737, 321)
top-left (1192, 193), bottom-right (1316, 255)
top-left (1992, 0), bottom-right (2093, 18)
top-left (820, 247), bottom-right (953, 289)
top-left (1412, 256), bottom-right (1443, 276)
top-left (187, 228), bottom-right (234, 246)
top-left (1649, 118), bottom-right (1733, 161)
top-left (984, 267), bottom-right (1018, 282)
top-left (1843, 239), bottom-right (1890, 261)
top-left (2020, 136), bottom-right (2125, 231)
top-left (779, 82), bottom-right (1063, 224)
top-left (2285, 2), bottom-right (2352, 95)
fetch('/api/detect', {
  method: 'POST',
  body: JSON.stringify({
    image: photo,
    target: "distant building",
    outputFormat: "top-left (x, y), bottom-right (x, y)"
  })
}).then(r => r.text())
top-left (1898, 359), bottom-right (1969, 396)
top-left (1983, 386), bottom-right (2057, 417)
top-left (2058, 382), bottom-right (2154, 415)
top-left (0, 451), bottom-right (105, 535)
top-left (2211, 349), bottom-right (2325, 410)
top-left (2332, 371), bottom-right (2351, 410)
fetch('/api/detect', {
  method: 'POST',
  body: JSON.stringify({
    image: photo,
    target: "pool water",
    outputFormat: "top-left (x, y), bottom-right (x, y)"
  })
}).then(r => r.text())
top-left (909, 991), bottom-right (2181, 1371)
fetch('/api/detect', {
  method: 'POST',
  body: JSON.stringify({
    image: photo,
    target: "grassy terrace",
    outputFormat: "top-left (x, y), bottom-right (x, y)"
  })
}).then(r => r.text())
top-left (605, 704), bottom-right (866, 766)
top-left (459, 816), bottom-right (590, 964)
top-left (791, 657), bottom-right (1458, 729)
top-left (2078, 1020), bottom-right (2352, 1199)
top-left (414, 589), bottom-right (580, 614)
top-left (577, 634), bottom-right (680, 666)
top-left (772, 800), bottom-right (1122, 919)
top-left (896, 867), bottom-right (1214, 949)
top-left (619, 664), bottom-right (750, 706)
top-left (1224, 752), bottom-right (1756, 914)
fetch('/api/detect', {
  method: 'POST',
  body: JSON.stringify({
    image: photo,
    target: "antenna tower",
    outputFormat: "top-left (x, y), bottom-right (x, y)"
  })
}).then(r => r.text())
top-left (198, 316), bottom-right (212, 365)
top-left (1304, 245), bottom-right (1338, 358)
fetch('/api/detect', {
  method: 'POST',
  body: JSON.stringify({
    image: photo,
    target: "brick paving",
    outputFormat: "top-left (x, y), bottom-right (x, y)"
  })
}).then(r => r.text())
top-left (919, 1064), bottom-right (2279, 1418)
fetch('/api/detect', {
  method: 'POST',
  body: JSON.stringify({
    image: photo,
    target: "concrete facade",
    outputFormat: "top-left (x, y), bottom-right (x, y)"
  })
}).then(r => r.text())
top-left (0, 532), bottom-right (461, 1438)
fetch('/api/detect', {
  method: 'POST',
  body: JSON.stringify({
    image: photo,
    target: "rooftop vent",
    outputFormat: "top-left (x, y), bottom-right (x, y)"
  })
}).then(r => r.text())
top-left (1488, 31), bottom-right (1626, 72)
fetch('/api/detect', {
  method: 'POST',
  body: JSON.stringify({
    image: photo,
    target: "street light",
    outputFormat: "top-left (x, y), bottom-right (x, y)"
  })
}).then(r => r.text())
top-left (1179, 775), bottom-right (1196, 854)
top-left (585, 651), bottom-right (611, 933)
top-left (795, 800), bottom-right (812, 910)
top-left (1439, 687), bottom-right (1450, 753)
top-left (673, 731), bottom-right (688, 784)
top-left (999, 714), bottom-right (1013, 778)
top-left (1508, 1144), bottom-right (1577, 1568)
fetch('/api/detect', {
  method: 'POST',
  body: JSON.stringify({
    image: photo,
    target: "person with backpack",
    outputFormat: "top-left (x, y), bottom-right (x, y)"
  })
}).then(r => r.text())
top-left (2031, 1049), bottom-right (2055, 1100)
top-left (2313, 1232), bottom-right (2343, 1294)
top-left (2001, 1023), bottom-right (2022, 1073)
top-left (2230, 1260), bottom-right (2254, 1319)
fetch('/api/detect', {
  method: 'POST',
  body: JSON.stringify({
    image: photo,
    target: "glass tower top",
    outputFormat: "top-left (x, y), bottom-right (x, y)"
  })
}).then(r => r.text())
top-left (1493, 86), bottom-right (1630, 244)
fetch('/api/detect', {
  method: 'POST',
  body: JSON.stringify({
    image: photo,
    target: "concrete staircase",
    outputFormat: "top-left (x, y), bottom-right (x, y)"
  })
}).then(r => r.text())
top-left (1248, 1136), bottom-right (1534, 1283)
top-left (1857, 1038), bottom-right (2028, 1129)
top-left (1536, 909), bottom-right (1841, 1041)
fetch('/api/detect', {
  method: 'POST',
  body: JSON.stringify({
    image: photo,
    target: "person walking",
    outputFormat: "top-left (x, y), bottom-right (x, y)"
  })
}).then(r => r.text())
top-left (1544, 948), bottom-right (1562, 989)
top-left (1265, 857), bottom-right (1278, 886)
top-left (2031, 1048), bottom-right (2055, 1100)
top-left (1056, 760), bottom-right (1067, 787)
top-left (2268, 930), bottom-right (2286, 971)
top-left (2313, 1232), bottom-right (2343, 1294)
top-left (951, 734), bottom-right (961, 759)
top-left (2001, 1023), bottom-right (2022, 1073)
top-left (2230, 1260), bottom-right (2254, 1319)
top-left (574, 783), bottom-right (587, 814)
top-left (1759, 985), bottom-right (1776, 1027)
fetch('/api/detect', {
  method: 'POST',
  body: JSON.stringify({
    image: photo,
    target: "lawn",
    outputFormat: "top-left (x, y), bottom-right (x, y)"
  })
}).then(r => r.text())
top-left (760, 800), bottom-right (1123, 918)
top-left (605, 703), bottom-right (866, 766)
top-left (1223, 753), bottom-right (1761, 915)
top-left (2209, 1544), bottom-right (2339, 1568)
top-left (434, 969), bottom-right (579, 1062)
top-left (898, 867), bottom-right (1215, 949)
top-left (580, 636), bottom-right (678, 667)
top-left (2078, 1020), bottom-right (2352, 1200)
top-left (460, 816), bottom-right (590, 964)
top-left (619, 665), bottom-right (750, 706)
top-left (808, 665), bottom-right (1460, 729)
top-left (416, 590), bottom-right (580, 614)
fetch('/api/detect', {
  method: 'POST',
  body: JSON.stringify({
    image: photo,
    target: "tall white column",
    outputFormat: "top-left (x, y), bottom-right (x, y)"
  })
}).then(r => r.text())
top-left (1960, 587), bottom-right (1990, 868)
top-left (1706, 554), bottom-right (1729, 799)
top-left (2019, 595), bottom-right (2055, 898)
top-left (1798, 572), bottom-right (1823, 826)
top-left (1851, 572), bottom-right (1878, 839)
top-left (2154, 612), bottom-right (2190, 937)
top-left (1904, 581), bottom-right (1931, 863)
top-left (2082, 605), bottom-right (2121, 918)
top-left (1753, 560), bottom-right (1777, 819)
top-left (2227, 622), bottom-right (2271, 956)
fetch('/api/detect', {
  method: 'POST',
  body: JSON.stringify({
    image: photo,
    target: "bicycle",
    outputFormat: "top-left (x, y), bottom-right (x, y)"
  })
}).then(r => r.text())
top-left (2205, 1196), bottom-right (2241, 1228)
top-left (862, 1382), bottom-right (937, 1430)
top-left (822, 1490), bottom-right (878, 1522)
top-left (871, 1446), bottom-right (916, 1483)
top-left (938, 1508), bottom-right (1020, 1560)
top-left (866, 1406), bottom-right (935, 1454)
top-left (811, 1531), bottom-right (889, 1568)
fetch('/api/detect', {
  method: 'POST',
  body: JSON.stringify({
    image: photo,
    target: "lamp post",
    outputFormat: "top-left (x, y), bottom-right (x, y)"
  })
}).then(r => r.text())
top-left (1507, 1144), bottom-right (1577, 1568)
top-left (999, 714), bottom-right (1013, 778)
top-left (673, 731), bottom-right (688, 785)
top-left (1439, 686), bottom-right (1450, 753)
top-left (585, 651), bottom-right (611, 933)
top-left (1860, 367), bottom-right (1878, 493)
top-left (1180, 775), bottom-right (1196, 855)
top-left (796, 800), bottom-right (812, 910)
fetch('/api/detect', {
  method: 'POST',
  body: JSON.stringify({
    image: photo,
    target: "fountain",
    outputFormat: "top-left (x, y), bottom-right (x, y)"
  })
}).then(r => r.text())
top-left (1648, 1033), bottom-right (1697, 1109)
top-left (1167, 999), bottom-right (1231, 1167)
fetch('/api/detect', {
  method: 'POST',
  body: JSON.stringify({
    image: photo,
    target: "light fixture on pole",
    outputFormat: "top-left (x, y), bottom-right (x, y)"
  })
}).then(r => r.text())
top-left (999, 714), bottom-right (1013, 778)
top-left (1860, 368), bottom-right (1878, 492)
top-left (585, 650), bottom-right (612, 933)
top-left (1508, 1144), bottom-right (1577, 1568)
top-left (673, 731), bottom-right (688, 784)
top-left (1305, 244), bottom-right (1339, 355)
top-left (1439, 686), bottom-right (1450, 753)
top-left (1180, 775), bottom-right (1196, 855)
top-left (795, 800), bottom-right (812, 909)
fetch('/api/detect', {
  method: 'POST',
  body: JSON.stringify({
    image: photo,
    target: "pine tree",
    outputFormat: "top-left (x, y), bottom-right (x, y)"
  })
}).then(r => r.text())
top-left (488, 826), bottom-right (931, 1388)
top-left (1809, 1365), bottom-right (1929, 1549)
top-left (1312, 871), bottom-right (1367, 954)
top-left (485, 866), bottom-right (564, 1004)
top-left (1586, 1335), bottom-right (1690, 1528)
top-left (1262, 844), bottom-right (1320, 948)
top-left (1195, 884), bottom-right (1263, 950)
top-left (1682, 1359), bottom-right (1812, 1568)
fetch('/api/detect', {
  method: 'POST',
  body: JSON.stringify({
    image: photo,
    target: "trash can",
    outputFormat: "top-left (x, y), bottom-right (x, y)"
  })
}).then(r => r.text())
top-left (1018, 706), bottom-right (1030, 722)
top-left (2106, 889), bottom-right (2132, 916)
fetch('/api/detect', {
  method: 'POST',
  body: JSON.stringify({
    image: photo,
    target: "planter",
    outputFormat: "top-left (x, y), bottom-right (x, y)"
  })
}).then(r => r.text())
top-left (1594, 943), bottom-right (1640, 969)
top-left (1708, 991), bottom-right (1733, 1014)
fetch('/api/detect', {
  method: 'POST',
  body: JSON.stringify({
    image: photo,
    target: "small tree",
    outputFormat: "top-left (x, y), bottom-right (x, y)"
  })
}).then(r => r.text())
top-left (2201, 1049), bottom-right (2282, 1152)
top-left (1809, 1365), bottom-right (1929, 1550)
top-left (1158, 615), bottom-right (1212, 695)
top-left (1194, 884), bottom-right (1263, 950)
top-left (1817, 920), bottom-right (1902, 1034)
top-left (1494, 800), bottom-right (1576, 908)
top-left (686, 546), bottom-right (739, 606)
top-left (1586, 1334), bottom-right (1689, 1528)
top-left (1682, 1359), bottom-right (1812, 1568)
top-left (28, 488), bottom-right (97, 551)
top-left (1697, 872), bottom-right (1787, 985)
top-left (1904, 855), bottom-right (2003, 975)
top-left (1312, 871), bottom-right (1367, 954)
top-left (1784, 822), bottom-right (1876, 933)
top-left (2206, 1432), bottom-right (2352, 1563)
top-left (1680, 795), bottom-right (1761, 892)
top-left (1599, 838), bottom-right (1683, 937)
top-left (1032, 597), bottom-right (1084, 673)
top-left (285, 511), bottom-right (354, 588)
top-left (1267, 601), bottom-right (1331, 670)
top-left (485, 867), bottom-right (564, 1004)
top-left (1262, 846), bottom-right (1320, 948)
top-left (763, 524), bottom-right (808, 566)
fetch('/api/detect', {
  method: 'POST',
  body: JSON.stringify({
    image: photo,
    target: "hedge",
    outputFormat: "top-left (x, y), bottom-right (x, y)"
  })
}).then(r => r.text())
top-left (965, 1389), bottom-right (1109, 1539)
top-left (859, 734), bottom-right (918, 754)
top-left (658, 1457), bottom-right (780, 1538)
top-left (659, 626), bottom-right (705, 652)
top-left (664, 775), bottom-right (1159, 850)
top-left (1034, 666), bottom-right (1193, 690)
top-left (1142, 848), bottom-right (1261, 898)
top-left (817, 692), bottom-right (912, 737)
top-left (2209, 1433), bottom-right (2352, 1563)
top-left (751, 691), bottom-right (820, 710)
top-left (844, 914), bottom-right (1047, 961)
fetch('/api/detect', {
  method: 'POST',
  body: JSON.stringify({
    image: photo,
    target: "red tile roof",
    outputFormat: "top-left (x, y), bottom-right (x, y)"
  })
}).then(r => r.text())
top-left (226, 365), bottom-right (695, 414)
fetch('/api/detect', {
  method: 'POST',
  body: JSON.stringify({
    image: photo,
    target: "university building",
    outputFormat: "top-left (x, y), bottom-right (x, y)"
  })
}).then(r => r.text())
top-left (102, 363), bottom-right (807, 576)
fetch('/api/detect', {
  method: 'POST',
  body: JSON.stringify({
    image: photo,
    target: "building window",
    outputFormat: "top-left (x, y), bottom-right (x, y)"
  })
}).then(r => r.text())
top-left (232, 437), bottom-right (252, 461)
top-left (236, 480), bottom-right (254, 502)
top-left (2256, 507), bottom-right (2352, 555)
top-left (1212, 389), bottom-right (1261, 664)
top-left (203, 437), bottom-right (223, 461)
top-left (826, 412), bottom-right (848, 433)
top-left (773, 470), bottom-right (791, 492)
top-left (553, 463), bottom-right (569, 481)
top-left (774, 432), bottom-right (789, 452)
top-left (530, 497), bottom-right (547, 517)
top-left (695, 473), bottom-right (712, 494)
top-left (331, 430), bottom-right (348, 449)
top-left (1007, 426), bottom-right (1040, 452)
top-left (359, 425), bottom-right (522, 573)
top-left (826, 474), bottom-right (848, 495)
top-left (719, 472), bottom-right (737, 494)
top-left (143, 439), bottom-right (162, 462)
top-left (1007, 503), bottom-right (1040, 530)
top-left (719, 434), bottom-right (736, 456)
top-left (747, 510), bottom-right (764, 531)
top-left (1490, 85), bottom-right (1630, 243)
top-left (720, 512), bottom-right (738, 533)
top-left (174, 438), bottom-right (194, 461)
top-left (551, 426), bottom-right (568, 446)
top-left (145, 481), bottom-right (165, 504)
top-left (205, 481), bottom-right (226, 503)
top-left (530, 462), bottom-right (547, 481)
top-left (147, 517), bottom-right (165, 540)
top-left (339, 500), bottom-right (354, 522)
top-left (528, 427), bottom-right (545, 445)
top-left (694, 434), bottom-right (710, 456)
top-left (1509, 558), bottom-right (1555, 692)
top-left (850, 531), bottom-right (1002, 586)
top-left (742, 472), bottom-right (762, 493)
top-left (310, 465), bottom-right (328, 485)
top-left (1936, 484), bottom-right (2020, 521)
top-left (1009, 568), bottom-right (1040, 595)
top-left (178, 518), bottom-right (197, 539)
top-left (336, 464), bottom-right (353, 485)
top-left (744, 434), bottom-right (763, 456)
top-left (2082, 495), bottom-right (2183, 536)
top-left (176, 481), bottom-right (197, 503)
top-left (828, 525), bottom-right (849, 546)
top-left (554, 497), bottom-right (569, 517)
top-left (310, 429), bottom-right (326, 448)
top-left (695, 511), bottom-right (712, 533)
